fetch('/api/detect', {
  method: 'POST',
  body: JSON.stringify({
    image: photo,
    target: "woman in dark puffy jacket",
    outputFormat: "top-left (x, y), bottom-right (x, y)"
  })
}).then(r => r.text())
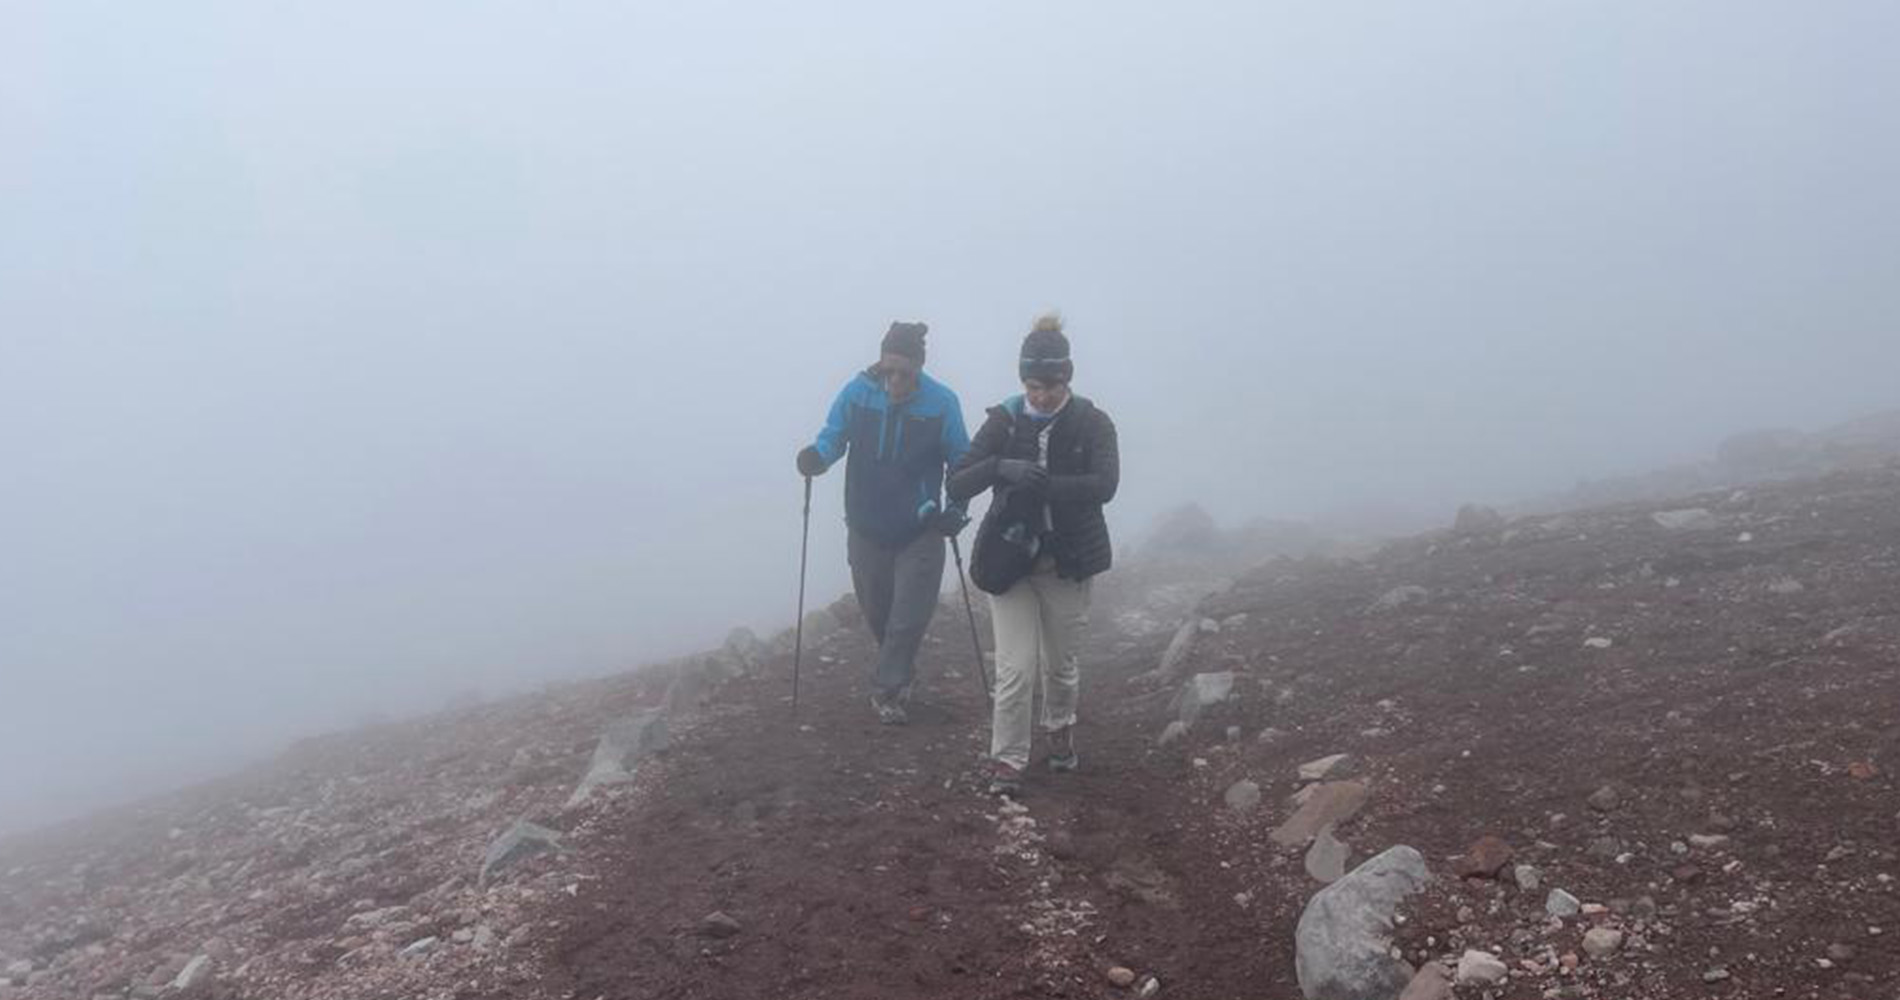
top-left (947, 314), bottom-right (1118, 796)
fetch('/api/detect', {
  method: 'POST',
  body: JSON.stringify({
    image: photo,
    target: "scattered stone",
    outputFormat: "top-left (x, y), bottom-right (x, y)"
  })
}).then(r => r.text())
top-left (1583, 636), bottom-right (1614, 649)
top-left (1107, 966), bottom-right (1137, 987)
top-left (1172, 671), bottom-right (1236, 727)
top-left (1157, 721), bottom-right (1189, 747)
top-left (1546, 889), bottom-right (1582, 917)
top-left (480, 819), bottom-right (566, 884)
top-left (1397, 961), bottom-right (1453, 1000)
top-left (1581, 927), bottom-right (1624, 959)
top-left (1453, 504), bottom-right (1507, 536)
top-left (1651, 508), bottom-right (1718, 531)
top-left (1305, 824), bottom-right (1350, 884)
top-left (1298, 754), bottom-right (1352, 782)
top-left (1587, 786), bottom-right (1622, 812)
top-left (1371, 585), bottom-right (1429, 612)
top-left (1766, 577), bottom-right (1806, 595)
top-left (1514, 864), bottom-right (1542, 892)
top-left (398, 937), bottom-right (438, 960)
top-left (1826, 943), bottom-right (1856, 962)
top-left (1157, 620), bottom-right (1198, 678)
top-left (1688, 834), bottom-right (1731, 850)
top-left (1702, 967), bottom-right (1730, 983)
top-left (1453, 835), bottom-right (1514, 879)
top-left (1272, 781), bottom-right (1370, 847)
top-left (567, 708), bottom-right (671, 808)
top-left (1135, 974), bottom-right (1161, 998)
top-left (1456, 949), bottom-right (1508, 985)
top-left (799, 606), bottom-right (839, 639)
top-left (170, 955), bottom-right (214, 995)
top-left (1294, 845), bottom-right (1432, 1000)
top-left (1224, 780), bottom-right (1263, 816)
top-left (700, 911), bottom-right (743, 938)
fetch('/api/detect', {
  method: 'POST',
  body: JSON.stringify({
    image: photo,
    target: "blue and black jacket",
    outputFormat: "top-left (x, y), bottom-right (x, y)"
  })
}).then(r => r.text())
top-left (808, 368), bottom-right (971, 547)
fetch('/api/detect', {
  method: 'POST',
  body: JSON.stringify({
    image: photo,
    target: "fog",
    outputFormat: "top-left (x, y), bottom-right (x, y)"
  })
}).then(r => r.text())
top-left (3, 2), bottom-right (1896, 833)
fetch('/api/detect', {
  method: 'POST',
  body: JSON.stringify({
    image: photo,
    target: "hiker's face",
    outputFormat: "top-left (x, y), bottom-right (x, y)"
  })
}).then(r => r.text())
top-left (878, 353), bottom-right (921, 400)
top-left (1023, 377), bottom-right (1070, 413)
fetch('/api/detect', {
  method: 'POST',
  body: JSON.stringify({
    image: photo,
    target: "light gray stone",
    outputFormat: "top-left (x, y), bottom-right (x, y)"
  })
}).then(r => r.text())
top-left (1224, 780), bottom-right (1263, 815)
top-left (1299, 753), bottom-right (1352, 781)
top-left (1295, 846), bottom-right (1431, 1000)
top-left (1305, 825), bottom-right (1350, 884)
top-left (567, 708), bottom-right (670, 808)
top-left (1172, 671), bottom-right (1235, 726)
top-left (1273, 782), bottom-right (1370, 847)
top-left (170, 956), bottom-right (213, 996)
top-left (1651, 508), bottom-right (1718, 531)
top-left (1370, 585), bottom-right (1429, 612)
top-left (1454, 950), bottom-right (1507, 985)
top-left (1397, 962), bottom-right (1452, 1000)
top-left (1581, 927), bottom-right (1623, 959)
top-left (1158, 620), bottom-right (1198, 678)
top-left (480, 819), bottom-right (565, 884)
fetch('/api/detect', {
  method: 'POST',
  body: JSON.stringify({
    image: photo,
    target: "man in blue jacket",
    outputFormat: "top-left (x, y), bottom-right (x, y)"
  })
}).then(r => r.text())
top-left (798, 322), bottom-right (971, 724)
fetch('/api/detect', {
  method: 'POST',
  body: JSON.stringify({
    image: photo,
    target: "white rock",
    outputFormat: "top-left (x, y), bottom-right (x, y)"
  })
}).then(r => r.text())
top-left (1651, 508), bottom-right (1718, 531)
top-left (1299, 753), bottom-right (1351, 781)
top-left (171, 956), bottom-right (214, 995)
top-left (1582, 927), bottom-right (1624, 958)
top-left (1455, 950), bottom-right (1508, 984)
top-left (1546, 888), bottom-right (1582, 917)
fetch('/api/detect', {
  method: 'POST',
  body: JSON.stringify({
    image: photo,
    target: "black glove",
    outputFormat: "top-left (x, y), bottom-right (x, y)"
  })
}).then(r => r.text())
top-left (930, 505), bottom-right (971, 536)
top-left (796, 446), bottom-right (827, 478)
top-left (995, 459), bottom-right (1048, 492)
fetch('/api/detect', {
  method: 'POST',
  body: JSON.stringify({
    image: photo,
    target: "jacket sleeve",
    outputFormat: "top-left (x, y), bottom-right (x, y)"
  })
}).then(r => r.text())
top-left (809, 381), bottom-right (855, 466)
top-left (1046, 407), bottom-right (1119, 504)
top-left (946, 409), bottom-right (1007, 504)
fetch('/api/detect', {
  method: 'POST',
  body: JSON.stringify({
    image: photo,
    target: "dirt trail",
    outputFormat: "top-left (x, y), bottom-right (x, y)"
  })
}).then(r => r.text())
top-left (528, 600), bottom-right (1272, 1000)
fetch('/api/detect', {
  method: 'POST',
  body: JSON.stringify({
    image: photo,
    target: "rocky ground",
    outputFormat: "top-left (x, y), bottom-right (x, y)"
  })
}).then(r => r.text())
top-left (3, 466), bottom-right (1897, 1000)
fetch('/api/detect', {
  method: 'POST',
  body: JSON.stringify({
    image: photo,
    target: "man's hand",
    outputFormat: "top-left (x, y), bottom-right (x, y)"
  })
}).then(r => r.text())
top-left (929, 505), bottom-right (971, 537)
top-left (995, 459), bottom-right (1048, 492)
top-left (796, 446), bottom-right (827, 478)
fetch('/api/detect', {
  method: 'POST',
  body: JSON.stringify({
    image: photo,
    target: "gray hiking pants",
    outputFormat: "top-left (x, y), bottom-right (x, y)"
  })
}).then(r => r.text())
top-left (847, 528), bottom-right (946, 699)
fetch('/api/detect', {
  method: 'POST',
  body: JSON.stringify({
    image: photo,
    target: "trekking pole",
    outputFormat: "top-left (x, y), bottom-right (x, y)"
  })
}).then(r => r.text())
top-left (792, 475), bottom-right (813, 718)
top-left (948, 535), bottom-right (992, 707)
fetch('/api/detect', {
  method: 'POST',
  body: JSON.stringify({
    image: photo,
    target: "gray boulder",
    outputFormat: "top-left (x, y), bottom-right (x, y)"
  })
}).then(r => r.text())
top-left (1172, 671), bottom-right (1235, 727)
top-left (1158, 619), bottom-right (1198, 678)
top-left (1369, 586), bottom-right (1429, 612)
top-left (480, 819), bottom-right (566, 885)
top-left (1295, 845), bottom-right (1432, 1000)
top-left (170, 955), bottom-right (214, 996)
top-left (1651, 508), bottom-right (1718, 531)
top-left (567, 708), bottom-right (670, 808)
top-left (1305, 824), bottom-right (1351, 883)
top-left (721, 626), bottom-right (765, 672)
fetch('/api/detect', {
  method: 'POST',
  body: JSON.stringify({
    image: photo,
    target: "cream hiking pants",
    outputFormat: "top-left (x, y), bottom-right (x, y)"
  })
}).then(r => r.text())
top-left (987, 556), bottom-right (1092, 770)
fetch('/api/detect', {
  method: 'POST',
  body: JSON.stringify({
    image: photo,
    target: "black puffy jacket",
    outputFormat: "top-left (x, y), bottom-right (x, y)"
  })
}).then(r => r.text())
top-left (947, 394), bottom-right (1119, 581)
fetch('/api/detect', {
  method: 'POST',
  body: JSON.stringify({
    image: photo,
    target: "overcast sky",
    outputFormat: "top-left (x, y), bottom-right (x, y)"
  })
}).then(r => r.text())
top-left (3, 1), bottom-right (1896, 831)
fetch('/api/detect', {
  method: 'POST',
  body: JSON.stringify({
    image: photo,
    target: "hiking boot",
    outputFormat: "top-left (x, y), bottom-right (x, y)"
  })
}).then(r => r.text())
top-left (986, 759), bottom-right (1024, 797)
top-left (1047, 726), bottom-right (1079, 773)
top-left (870, 692), bottom-right (908, 726)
